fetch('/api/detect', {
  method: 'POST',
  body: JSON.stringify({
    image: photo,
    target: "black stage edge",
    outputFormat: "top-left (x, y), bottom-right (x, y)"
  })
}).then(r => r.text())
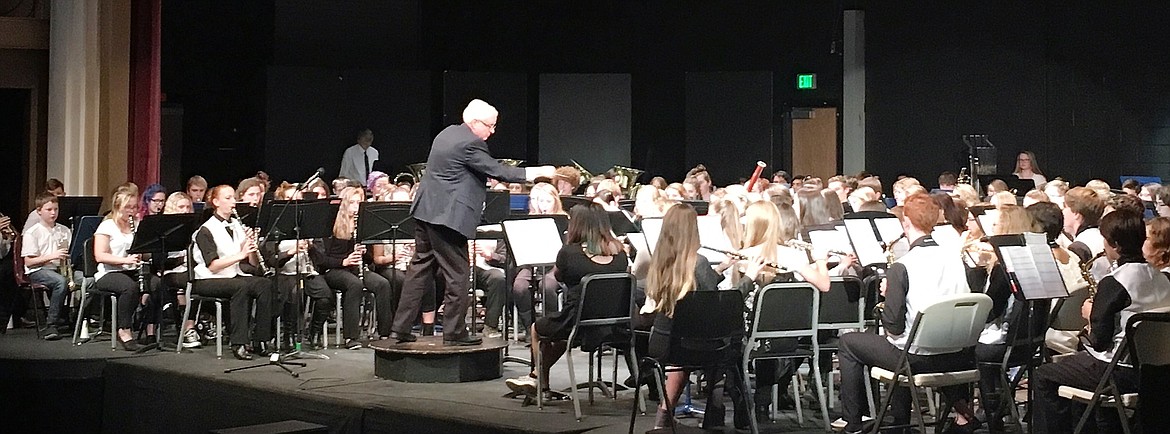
top-left (369, 336), bottom-right (506, 383)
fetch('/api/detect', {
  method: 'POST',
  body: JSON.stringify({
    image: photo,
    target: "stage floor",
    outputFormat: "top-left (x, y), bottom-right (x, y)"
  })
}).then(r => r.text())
top-left (0, 326), bottom-right (1008, 434)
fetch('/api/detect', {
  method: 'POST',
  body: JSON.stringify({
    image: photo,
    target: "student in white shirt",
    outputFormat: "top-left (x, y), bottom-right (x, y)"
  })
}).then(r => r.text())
top-left (21, 192), bottom-right (74, 340)
top-left (338, 128), bottom-right (379, 184)
top-left (93, 186), bottom-right (157, 351)
top-left (22, 178), bottom-right (65, 232)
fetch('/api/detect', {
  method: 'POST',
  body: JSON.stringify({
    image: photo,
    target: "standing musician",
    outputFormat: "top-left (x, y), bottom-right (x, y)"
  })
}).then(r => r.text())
top-left (190, 185), bottom-right (276, 360)
top-left (21, 192), bottom-right (73, 340)
top-left (311, 186), bottom-right (394, 349)
top-left (835, 193), bottom-right (977, 434)
top-left (93, 186), bottom-right (159, 351)
top-left (1032, 210), bottom-right (1170, 433)
top-left (388, 99), bottom-right (554, 345)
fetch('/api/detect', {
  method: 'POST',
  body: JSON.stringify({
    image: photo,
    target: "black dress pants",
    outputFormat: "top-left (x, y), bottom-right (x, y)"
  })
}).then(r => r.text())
top-left (323, 268), bottom-right (393, 339)
top-left (392, 219), bottom-right (472, 339)
top-left (837, 332), bottom-right (975, 433)
top-left (275, 273), bottom-right (334, 333)
top-left (1032, 351), bottom-right (1137, 434)
top-left (477, 267), bottom-right (506, 329)
top-left (94, 271), bottom-right (158, 330)
top-left (511, 267), bottom-right (561, 330)
top-left (192, 275), bottom-right (274, 345)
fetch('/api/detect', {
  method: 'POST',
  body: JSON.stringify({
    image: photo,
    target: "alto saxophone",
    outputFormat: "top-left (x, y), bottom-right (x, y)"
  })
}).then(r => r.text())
top-left (231, 208), bottom-right (272, 276)
top-left (1080, 251), bottom-right (1107, 298)
top-left (872, 234), bottom-right (905, 322)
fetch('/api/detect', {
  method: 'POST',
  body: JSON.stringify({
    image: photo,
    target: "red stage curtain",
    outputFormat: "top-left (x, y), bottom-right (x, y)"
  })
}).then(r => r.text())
top-left (128, 0), bottom-right (161, 188)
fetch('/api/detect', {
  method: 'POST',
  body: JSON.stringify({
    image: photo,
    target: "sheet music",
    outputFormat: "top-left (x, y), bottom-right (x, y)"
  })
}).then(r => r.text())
top-left (502, 218), bottom-right (563, 266)
top-left (977, 209), bottom-right (1000, 235)
top-left (640, 217), bottom-right (663, 256)
top-left (931, 225), bottom-right (962, 249)
top-left (697, 215), bottom-right (733, 263)
top-left (807, 227), bottom-right (853, 260)
top-left (997, 232), bottom-right (1069, 300)
top-left (844, 219), bottom-right (886, 266)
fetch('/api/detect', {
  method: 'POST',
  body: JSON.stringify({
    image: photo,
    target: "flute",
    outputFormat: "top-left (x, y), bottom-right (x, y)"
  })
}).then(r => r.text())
top-left (700, 245), bottom-right (793, 273)
top-left (784, 239), bottom-right (852, 257)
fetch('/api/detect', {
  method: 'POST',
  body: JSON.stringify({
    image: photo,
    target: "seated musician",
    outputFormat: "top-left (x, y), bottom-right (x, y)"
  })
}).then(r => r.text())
top-left (264, 186), bottom-right (334, 351)
top-left (93, 185), bottom-right (159, 351)
top-left (836, 193), bottom-right (977, 434)
top-left (236, 177), bottom-right (265, 208)
top-left (1028, 202), bottom-right (1088, 355)
top-left (1145, 217), bottom-right (1170, 273)
top-left (1064, 187), bottom-right (1108, 280)
top-left (138, 183), bottom-right (167, 220)
top-left (503, 203), bottom-right (628, 397)
top-left (1032, 210), bottom-right (1170, 433)
top-left (158, 192), bottom-right (202, 348)
top-left (22, 178), bottom-right (65, 232)
top-left (735, 201), bottom-right (831, 418)
top-left (309, 187), bottom-right (393, 349)
top-left (21, 192), bottom-right (73, 340)
top-left (640, 204), bottom-right (749, 430)
top-left (191, 185), bottom-right (276, 360)
top-left (552, 166), bottom-right (581, 196)
top-left (185, 175), bottom-right (207, 203)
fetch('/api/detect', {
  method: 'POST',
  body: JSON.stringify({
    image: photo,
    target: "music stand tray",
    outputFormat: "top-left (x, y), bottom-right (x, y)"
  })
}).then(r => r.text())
top-left (259, 200), bottom-right (338, 242)
top-left (357, 202), bottom-right (414, 244)
top-left (127, 213), bottom-right (200, 353)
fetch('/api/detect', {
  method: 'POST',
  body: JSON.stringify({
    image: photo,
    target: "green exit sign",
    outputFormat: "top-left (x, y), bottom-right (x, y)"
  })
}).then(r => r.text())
top-left (797, 73), bottom-right (817, 90)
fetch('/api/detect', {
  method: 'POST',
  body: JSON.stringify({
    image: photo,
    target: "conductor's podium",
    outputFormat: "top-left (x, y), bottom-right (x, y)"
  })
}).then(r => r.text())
top-left (368, 336), bottom-right (507, 383)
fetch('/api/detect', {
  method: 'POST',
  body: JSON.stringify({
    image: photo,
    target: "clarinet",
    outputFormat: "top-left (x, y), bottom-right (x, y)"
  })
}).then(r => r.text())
top-left (352, 211), bottom-right (366, 286)
top-left (131, 216), bottom-right (147, 293)
top-left (231, 208), bottom-right (272, 276)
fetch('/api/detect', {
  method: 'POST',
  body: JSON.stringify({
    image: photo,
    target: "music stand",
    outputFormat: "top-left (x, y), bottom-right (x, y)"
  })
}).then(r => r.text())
top-left (560, 195), bottom-right (592, 212)
top-left (226, 199), bottom-right (336, 376)
top-left (682, 200), bottom-right (709, 216)
top-left (500, 217), bottom-right (564, 369)
top-left (127, 213), bottom-right (200, 353)
top-left (56, 196), bottom-right (103, 229)
top-left (608, 212), bottom-right (638, 236)
top-left (483, 190), bottom-right (510, 225)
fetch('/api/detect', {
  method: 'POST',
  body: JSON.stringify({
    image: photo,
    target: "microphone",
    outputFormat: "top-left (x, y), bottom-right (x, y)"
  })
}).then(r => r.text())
top-left (296, 167), bottom-right (325, 190)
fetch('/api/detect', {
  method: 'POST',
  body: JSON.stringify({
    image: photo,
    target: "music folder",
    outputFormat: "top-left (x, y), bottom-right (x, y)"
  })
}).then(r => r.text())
top-left (56, 196), bottom-right (103, 228)
top-left (842, 216), bottom-right (906, 267)
top-left (987, 232), bottom-right (1069, 300)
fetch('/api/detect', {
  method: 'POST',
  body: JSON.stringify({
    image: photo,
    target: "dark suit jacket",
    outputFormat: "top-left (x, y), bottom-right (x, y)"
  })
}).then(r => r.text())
top-left (412, 124), bottom-right (526, 239)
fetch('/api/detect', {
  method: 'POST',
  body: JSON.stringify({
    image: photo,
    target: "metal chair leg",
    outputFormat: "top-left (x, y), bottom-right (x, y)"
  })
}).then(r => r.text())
top-left (568, 345), bottom-right (582, 420)
top-left (109, 295), bottom-right (117, 350)
top-left (214, 301), bottom-right (223, 358)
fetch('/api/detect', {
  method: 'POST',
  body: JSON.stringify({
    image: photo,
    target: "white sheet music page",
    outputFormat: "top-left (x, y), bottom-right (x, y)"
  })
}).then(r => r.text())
top-left (807, 227), bottom-right (853, 260)
top-left (502, 218), bottom-right (563, 267)
top-left (697, 215), bottom-right (733, 263)
top-left (844, 219), bottom-right (885, 266)
top-left (640, 217), bottom-right (663, 256)
top-left (1025, 232), bottom-right (1068, 299)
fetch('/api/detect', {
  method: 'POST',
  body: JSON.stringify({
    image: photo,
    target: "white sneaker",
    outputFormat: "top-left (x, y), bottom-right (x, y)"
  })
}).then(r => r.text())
top-left (505, 375), bottom-right (538, 396)
top-left (484, 326), bottom-right (502, 339)
top-left (831, 416), bottom-right (874, 431)
top-left (181, 329), bottom-right (203, 348)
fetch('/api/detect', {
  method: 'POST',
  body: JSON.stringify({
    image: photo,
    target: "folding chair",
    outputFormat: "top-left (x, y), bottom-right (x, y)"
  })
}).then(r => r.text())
top-left (745, 282), bottom-right (830, 430)
top-left (868, 293), bottom-right (992, 433)
top-left (71, 238), bottom-right (119, 349)
top-left (176, 243), bottom-right (228, 358)
top-left (978, 296), bottom-right (1049, 432)
top-left (1059, 311), bottom-right (1170, 434)
top-left (12, 236), bottom-right (50, 339)
top-left (560, 272), bottom-right (641, 420)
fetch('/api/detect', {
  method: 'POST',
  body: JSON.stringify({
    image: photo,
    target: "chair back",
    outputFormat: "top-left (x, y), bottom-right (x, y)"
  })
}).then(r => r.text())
top-left (819, 276), bottom-right (865, 330)
top-left (1049, 288), bottom-right (1090, 331)
top-left (1129, 312), bottom-right (1170, 367)
top-left (12, 236), bottom-right (30, 286)
top-left (665, 290), bottom-right (745, 364)
top-left (751, 282), bottom-right (818, 339)
top-left (575, 272), bottom-right (635, 327)
top-left (908, 293), bottom-right (992, 353)
top-left (82, 237), bottom-right (98, 278)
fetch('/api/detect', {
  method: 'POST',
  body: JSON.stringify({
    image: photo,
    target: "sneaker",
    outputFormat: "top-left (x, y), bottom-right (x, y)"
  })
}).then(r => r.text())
top-left (344, 339), bottom-right (363, 350)
top-left (484, 326), bottom-right (502, 339)
top-left (832, 416), bottom-right (875, 431)
top-left (505, 374), bottom-right (538, 396)
top-left (43, 331), bottom-right (62, 341)
top-left (181, 329), bottom-right (202, 348)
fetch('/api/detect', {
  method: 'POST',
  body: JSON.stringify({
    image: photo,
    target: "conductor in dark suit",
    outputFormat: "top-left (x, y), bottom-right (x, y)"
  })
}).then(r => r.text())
top-left (390, 99), bottom-right (555, 345)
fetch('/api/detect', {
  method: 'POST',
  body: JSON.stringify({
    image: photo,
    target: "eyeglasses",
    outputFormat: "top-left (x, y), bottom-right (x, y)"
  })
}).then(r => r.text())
top-left (150, 199), bottom-right (166, 204)
top-left (478, 120), bottom-right (497, 131)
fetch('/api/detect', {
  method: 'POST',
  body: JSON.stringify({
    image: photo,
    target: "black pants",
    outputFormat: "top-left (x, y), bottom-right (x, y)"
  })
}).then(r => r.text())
top-left (93, 271), bottom-right (158, 330)
top-left (0, 251), bottom-right (26, 331)
top-left (275, 273), bottom-right (334, 334)
top-left (477, 267), bottom-right (506, 329)
top-left (1032, 351), bottom-right (1138, 434)
top-left (376, 267), bottom-right (404, 321)
top-left (392, 219), bottom-right (471, 339)
top-left (323, 268), bottom-right (393, 339)
top-left (192, 275), bottom-right (274, 345)
top-left (837, 332), bottom-right (975, 433)
top-left (511, 267), bottom-right (561, 330)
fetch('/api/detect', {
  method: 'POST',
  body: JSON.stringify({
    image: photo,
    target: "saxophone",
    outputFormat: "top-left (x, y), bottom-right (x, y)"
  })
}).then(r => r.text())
top-left (231, 208), bottom-right (272, 276)
top-left (872, 234), bottom-right (905, 322)
top-left (352, 211), bottom-right (366, 286)
top-left (1080, 251), bottom-right (1107, 298)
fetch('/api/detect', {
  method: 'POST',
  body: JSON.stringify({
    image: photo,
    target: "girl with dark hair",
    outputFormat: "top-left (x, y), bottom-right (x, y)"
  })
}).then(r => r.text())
top-left (504, 203), bottom-right (629, 397)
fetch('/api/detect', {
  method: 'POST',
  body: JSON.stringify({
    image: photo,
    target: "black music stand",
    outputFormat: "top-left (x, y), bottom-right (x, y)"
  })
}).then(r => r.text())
top-left (608, 212), bottom-right (638, 236)
top-left (353, 202), bottom-right (413, 339)
top-left (560, 195), bottom-right (592, 212)
top-left (127, 213), bottom-right (200, 353)
top-left (227, 200), bottom-right (336, 375)
top-left (682, 200), bottom-right (709, 216)
top-left (56, 196), bottom-right (103, 229)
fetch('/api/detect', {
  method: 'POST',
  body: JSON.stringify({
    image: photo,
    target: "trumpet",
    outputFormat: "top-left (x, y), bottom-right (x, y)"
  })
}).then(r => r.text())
top-left (700, 245), bottom-right (794, 273)
top-left (0, 212), bottom-right (16, 239)
top-left (56, 234), bottom-right (75, 292)
top-left (231, 208), bottom-right (272, 276)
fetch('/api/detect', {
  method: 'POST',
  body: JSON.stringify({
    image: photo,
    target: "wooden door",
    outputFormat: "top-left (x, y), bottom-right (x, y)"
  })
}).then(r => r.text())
top-left (791, 107), bottom-right (838, 180)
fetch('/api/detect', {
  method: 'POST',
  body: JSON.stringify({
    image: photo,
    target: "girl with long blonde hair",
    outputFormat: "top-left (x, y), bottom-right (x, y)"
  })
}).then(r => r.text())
top-left (93, 187), bottom-right (154, 350)
top-left (318, 186), bottom-right (395, 349)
